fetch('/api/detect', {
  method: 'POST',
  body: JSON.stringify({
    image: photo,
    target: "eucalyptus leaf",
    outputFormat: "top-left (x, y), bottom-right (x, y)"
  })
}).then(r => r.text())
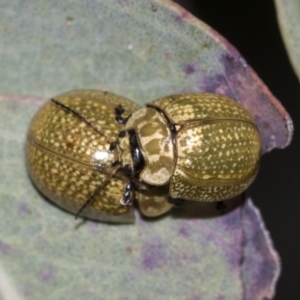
top-left (0, 0), bottom-right (289, 299)
top-left (275, 0), bottom-right (300, 81)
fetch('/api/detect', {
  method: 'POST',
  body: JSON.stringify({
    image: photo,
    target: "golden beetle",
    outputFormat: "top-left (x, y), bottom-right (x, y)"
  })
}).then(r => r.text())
top-left (26, 90), bottom-right (261, 222)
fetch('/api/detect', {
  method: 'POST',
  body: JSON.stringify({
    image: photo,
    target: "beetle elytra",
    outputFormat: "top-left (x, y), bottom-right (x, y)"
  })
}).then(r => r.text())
top-left (26, 90), bottom-right (261, 222)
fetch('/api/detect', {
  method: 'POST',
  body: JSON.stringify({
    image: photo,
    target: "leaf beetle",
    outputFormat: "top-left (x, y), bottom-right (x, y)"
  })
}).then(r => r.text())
top-left (26, 89), bottom-right (261, 222)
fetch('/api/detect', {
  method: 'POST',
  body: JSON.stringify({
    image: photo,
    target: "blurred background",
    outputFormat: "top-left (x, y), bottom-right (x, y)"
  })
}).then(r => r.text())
top-left (175, 1), bottom-right (299, 298)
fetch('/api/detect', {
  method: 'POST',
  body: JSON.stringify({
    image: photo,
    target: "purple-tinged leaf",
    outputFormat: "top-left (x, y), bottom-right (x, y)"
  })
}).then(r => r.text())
top-left (0, 94), bottom-right (280, 299)
top-left (241, 200), bottom-right (281, 300)
top-left (0, 0), bottom-right (289, 299)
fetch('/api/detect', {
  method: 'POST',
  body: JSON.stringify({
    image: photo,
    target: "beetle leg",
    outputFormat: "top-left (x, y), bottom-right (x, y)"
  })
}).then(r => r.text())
top-left (115, 104), bottom-right (132, 125)
top-left (168, 197), bottom-right (185, 207)
top-left (132, 178), bottom-right (155, 190)
top-left (75, 165), bottom-right (120, 219)
top-left (174, 121), bottom-right (187, 133)
top-left (75, 177), bottom-right (111, 219)
top-left (51, 98), bottom-right (116, 144)
top-left (120, 180), bottom-right (134, 206)
top-left (109, 141), bottom-right (118, 151)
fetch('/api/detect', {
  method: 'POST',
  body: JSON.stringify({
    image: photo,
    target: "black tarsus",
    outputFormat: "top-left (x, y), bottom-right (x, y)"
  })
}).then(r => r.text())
top-left (120, 181), bottom-right (134, 206)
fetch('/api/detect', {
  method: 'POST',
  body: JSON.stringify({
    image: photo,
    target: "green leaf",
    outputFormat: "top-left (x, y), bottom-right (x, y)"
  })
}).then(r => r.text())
top-left (0, 1), bottom-right (288, 299)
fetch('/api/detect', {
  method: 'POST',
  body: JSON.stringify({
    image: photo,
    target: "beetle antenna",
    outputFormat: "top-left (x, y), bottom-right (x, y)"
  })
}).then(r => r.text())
top-left (75, 165), bottom-right (120, 219)
top-left (51, 98), bottom-right (116, 144)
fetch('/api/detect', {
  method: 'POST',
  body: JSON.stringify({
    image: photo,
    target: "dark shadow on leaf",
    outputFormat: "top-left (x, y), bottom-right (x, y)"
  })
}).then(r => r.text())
top-left (138, 194), bottom-right (245, 222)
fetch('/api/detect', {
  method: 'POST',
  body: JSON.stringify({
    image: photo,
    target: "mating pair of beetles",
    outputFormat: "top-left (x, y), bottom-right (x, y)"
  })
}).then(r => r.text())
top-left (26, 90), bottom-right (261, 223)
